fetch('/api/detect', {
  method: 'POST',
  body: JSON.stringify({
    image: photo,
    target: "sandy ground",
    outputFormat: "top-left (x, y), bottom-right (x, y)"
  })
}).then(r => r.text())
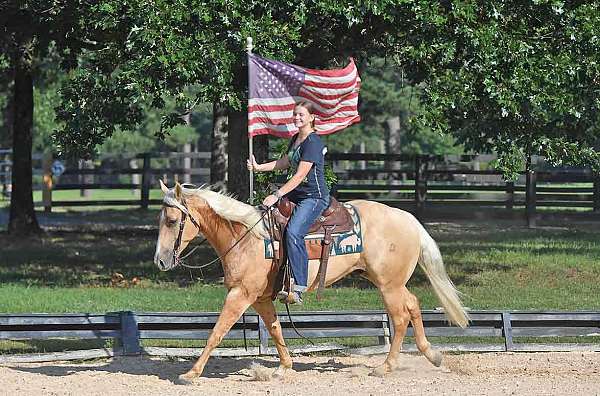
top-left (0, 352), bottom-right (599, 395)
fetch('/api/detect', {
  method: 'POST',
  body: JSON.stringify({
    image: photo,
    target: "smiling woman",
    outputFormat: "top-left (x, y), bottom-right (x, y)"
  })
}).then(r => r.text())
top-left (248, 102), bottom-right (330, 304)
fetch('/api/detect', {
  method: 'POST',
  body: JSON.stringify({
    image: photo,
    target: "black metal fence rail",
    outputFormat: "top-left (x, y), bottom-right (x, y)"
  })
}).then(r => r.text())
top-left (0, 310), bottom-right (598, 363)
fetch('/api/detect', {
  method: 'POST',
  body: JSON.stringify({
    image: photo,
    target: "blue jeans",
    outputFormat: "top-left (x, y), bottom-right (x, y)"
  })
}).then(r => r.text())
top-left (285, 196), bottom-right (329, 292)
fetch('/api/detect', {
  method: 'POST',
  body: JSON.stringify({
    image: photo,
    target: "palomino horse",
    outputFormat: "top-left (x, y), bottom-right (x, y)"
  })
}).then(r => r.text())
top-left (154, 181), bottom-right (469, 383)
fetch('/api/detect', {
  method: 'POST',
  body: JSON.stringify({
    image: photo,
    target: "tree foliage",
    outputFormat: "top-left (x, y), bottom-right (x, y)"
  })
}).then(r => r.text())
top-left (395, 1), bottom-right (600, 177)
top-left (325, 57), bottom-right (462, 154)
top-left (53, 0), bottom-right (307, 156)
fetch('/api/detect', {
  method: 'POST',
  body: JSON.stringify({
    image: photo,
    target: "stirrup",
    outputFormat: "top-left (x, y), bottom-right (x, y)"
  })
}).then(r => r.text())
top-left (276, 289), bottom-right (289, 302)
top-left (278, 291), bottom-right (302, 305)
top-left (277, 277), bottom-right (295, 302)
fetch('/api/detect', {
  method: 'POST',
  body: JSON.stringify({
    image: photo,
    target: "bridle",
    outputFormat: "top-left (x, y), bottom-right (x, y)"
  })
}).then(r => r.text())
top-left (167, 199), bottom-right (202, 268)
top-left (162, 199), bottom-right (270, 270)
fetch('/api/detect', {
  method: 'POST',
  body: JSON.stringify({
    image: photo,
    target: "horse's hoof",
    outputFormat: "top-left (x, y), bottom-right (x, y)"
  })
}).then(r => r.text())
top-left (426, 349), bottom-right (443, 367)
top-left (370, 365), bottom-right (389, 377)
top-left (272, 366), bottom-right (290, 380)
top-left (175, 374), bottom-right (195, 385)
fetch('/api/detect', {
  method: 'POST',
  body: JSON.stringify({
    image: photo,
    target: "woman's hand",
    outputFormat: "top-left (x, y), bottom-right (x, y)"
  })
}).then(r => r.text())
top-left (246, 155), bottom-right (259, 171)
top-left (262, 194), bottom-right (279, 207)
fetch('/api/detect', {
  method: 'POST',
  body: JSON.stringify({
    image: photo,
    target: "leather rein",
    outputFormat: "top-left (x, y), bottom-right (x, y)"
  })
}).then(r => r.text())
top-left (165, 200), bottom-right (269, 270)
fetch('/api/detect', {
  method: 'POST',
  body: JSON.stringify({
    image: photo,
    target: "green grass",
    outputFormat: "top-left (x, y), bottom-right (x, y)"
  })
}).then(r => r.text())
top-left (432, 223), bottom-right (600, 310)
top-left (0, 215), bottom-right (599, 313)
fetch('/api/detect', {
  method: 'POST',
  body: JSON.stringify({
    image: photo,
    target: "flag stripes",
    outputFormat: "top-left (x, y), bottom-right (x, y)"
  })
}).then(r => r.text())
top-left (248, 54), bottom-right (360, 138)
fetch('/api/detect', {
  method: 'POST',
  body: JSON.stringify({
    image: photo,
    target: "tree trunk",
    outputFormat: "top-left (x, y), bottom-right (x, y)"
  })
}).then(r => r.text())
top-left (210, 102), bottom-right (228, 191)
top-left (227, 107), bottom-right (249, 201)
top-left (9, 48), bottom-right (41, 235)
top-left (253, 135), bottom-right (269, 164)
top-left (1, 89), bottom-right (13, 148)
top-left (384, 115), bottom-right (402, 182)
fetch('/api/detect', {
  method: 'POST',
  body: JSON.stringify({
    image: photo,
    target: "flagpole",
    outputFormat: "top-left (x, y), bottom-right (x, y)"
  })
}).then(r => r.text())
top-left (246, 36), bottom-right (254, 204)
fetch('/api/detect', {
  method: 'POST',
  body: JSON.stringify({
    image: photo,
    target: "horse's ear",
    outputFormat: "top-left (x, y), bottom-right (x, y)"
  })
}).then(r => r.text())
top-left (159, 179), bottom-right (169, 194)
top-left (174, 182), bottom-right (183, 200)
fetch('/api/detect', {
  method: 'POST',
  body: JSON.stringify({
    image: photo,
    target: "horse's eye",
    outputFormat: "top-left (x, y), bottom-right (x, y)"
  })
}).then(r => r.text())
top-left (166, 218), bottom-right (178, 227)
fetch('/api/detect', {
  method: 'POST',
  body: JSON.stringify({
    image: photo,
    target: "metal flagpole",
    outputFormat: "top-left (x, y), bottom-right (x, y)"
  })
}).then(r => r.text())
top-left (246, 36), bottom-right (254, 204)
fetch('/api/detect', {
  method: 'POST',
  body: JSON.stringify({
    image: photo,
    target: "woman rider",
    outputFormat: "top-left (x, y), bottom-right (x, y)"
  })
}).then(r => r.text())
top-left (247, 101), bottom-right (330, 304)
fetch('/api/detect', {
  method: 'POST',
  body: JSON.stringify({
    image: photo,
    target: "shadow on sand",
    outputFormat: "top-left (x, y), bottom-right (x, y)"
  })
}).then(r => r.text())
top-left (9, 355), bottom-right (362, 383)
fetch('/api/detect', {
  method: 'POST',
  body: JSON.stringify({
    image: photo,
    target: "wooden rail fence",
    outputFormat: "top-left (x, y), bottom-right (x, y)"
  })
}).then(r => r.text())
top-left (327, 153), bottom-right (600, 225)
top-left (1, 150), bottom-right (599, 223)
top-left (0, 310), bottom-right (598, 363)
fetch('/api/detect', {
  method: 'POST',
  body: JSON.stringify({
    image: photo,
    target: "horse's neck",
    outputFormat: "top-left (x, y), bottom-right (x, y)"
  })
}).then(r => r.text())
top-left (191, 204), bottom-right (241, 257)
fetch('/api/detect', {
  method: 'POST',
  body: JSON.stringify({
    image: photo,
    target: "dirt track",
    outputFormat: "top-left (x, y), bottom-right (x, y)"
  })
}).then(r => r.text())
top-left (1, 352), bottom-right (599, 395)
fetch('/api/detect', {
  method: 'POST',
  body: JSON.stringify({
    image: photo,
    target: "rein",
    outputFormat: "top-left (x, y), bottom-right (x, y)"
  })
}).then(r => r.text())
top-left (166, 200), bottom-right (269, 270)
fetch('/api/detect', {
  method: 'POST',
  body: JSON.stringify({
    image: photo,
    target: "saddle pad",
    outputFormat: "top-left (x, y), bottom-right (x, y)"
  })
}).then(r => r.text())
top-left (264, 203), bottom-right (363, 259)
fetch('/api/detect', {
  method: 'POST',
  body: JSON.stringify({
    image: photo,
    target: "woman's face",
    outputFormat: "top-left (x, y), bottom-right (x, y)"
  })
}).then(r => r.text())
top-left (293, 105), bottom-right (315, 130)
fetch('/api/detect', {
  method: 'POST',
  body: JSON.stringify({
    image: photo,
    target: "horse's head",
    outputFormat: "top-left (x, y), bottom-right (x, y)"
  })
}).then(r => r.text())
top-left (154, 180), bottom-right (201, 271)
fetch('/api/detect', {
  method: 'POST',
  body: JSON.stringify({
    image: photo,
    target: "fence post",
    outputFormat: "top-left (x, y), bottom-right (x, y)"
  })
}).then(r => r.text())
top-left (359, 142), bottom-right (366, 171)
top-left (385, 313), bottom-right (395, 344)
top-left (594, 173), bottom-right (600, 213)
top-left (79, 160), bottom-right (93, 198)
top-left (258, 316), bottom-right (269, 355)
top-left (42, 152), bottom-right (53, 213)
top-left (140, 153), bottom-right (151, 209)
top-left (505, 181), bottom-right (514, 210)
top-left (525, 170), bottom-right (537, 227)
top-left (501, 312), bottom-right (514, 351)
top-left (414, 155), bottom-right (427, 218)
top-left (379, 313), bottom-right (390, 346)
top-left (119, 311), bottom-right (141, 355)
top-left (183, 143), bottom-right (192, 184)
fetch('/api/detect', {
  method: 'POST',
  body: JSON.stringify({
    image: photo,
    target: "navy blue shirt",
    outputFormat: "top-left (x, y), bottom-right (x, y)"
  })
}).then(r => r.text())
top-left (286, 133), bottom-right (329, 201)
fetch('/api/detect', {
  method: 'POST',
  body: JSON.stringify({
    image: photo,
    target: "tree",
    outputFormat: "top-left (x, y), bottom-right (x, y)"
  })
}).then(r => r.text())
top-left (324, 57), bottom-right (462, 155)
top-left (0, 1), bottom-right (99, 235)
top-left (54, 1), bottom-right (308, 198)
top-left (45, 1), bottom-right (599, 203)
top-left (1, 2), bottom-right (221, 236)
top-left (395, 1), bottom-right (600, 179)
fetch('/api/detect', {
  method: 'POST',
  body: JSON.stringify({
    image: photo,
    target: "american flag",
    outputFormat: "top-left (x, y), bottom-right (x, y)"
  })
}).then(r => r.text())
top-left (248, 54), bottom-right (361, 138)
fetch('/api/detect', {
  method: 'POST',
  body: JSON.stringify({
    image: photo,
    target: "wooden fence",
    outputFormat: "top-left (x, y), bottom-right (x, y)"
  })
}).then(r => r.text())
top-left (1, 150), bottom-right (599, 222)
top-left (0, 149), bottom-right (11, 199)
top-left (32, 152), bottom-right (211, 210)
top-left (0, 310), bottom-right (598, 363)
top-left (328, 153), bottom-right (600, 219)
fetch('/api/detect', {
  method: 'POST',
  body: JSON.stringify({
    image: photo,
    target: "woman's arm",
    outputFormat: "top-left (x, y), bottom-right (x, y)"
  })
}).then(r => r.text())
top-left (247, 155), bottom-right (290, 172)
top-left (276, 161), bottom-right (311, 196)
top-left (262, 161), bottom-right (312, 206)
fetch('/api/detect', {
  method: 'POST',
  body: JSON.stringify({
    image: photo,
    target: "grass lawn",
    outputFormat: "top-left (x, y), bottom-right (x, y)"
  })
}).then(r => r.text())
top-left (0, 212), bottom-right (598, 313)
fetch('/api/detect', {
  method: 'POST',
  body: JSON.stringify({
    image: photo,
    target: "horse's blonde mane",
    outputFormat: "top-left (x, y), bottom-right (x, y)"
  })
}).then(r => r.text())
top-left (163, 184), bottom-right (268, 238)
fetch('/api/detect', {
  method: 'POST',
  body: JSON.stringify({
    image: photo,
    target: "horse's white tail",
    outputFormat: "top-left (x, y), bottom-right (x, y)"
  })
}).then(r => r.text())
top-left (416, 222), bottom-right (469, 328)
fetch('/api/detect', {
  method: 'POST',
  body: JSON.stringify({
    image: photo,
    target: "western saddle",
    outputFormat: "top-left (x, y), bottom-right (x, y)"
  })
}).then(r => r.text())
top-left (266, 196), bottom-right (355, 300)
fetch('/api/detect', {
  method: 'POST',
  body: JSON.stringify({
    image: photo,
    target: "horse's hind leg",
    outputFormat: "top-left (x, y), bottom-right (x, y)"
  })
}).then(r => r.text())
top-left (252, 299), bottom-right (293, 378)
top-left (372, 287), bottom-right (411, 376)
top-left (405, 289), bottom-right (443, 367)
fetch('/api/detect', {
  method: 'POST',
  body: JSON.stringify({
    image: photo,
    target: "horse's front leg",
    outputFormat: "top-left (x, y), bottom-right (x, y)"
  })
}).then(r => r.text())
top-left (178, 287), bottom-right (252, 384)
top-left (252, 299), bottom-right (293, 378)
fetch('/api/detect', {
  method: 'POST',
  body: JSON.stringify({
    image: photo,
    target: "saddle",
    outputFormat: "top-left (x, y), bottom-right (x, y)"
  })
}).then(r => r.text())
top-left (266, 196), bottom-right (354, 300)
